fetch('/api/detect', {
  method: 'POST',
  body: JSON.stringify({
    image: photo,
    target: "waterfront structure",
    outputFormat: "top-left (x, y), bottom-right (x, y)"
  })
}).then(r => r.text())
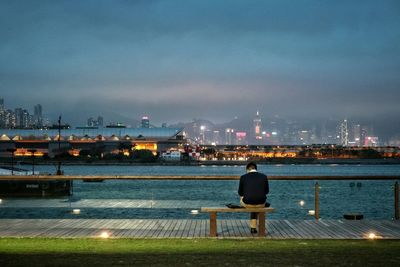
top-left (200, 144), bottom-right (399, 160)
top-left (0, 127), bottom-right (185, 158)
top-left (160, 150), bottom-right (181, 161)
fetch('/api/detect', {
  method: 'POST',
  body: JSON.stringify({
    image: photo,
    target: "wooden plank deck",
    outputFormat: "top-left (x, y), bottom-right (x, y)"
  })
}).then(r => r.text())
top-left (0, 219), bottom-right (399, 239)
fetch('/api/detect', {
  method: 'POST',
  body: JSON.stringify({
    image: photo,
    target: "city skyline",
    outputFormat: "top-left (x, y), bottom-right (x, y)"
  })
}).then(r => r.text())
top-left (0, 0), bottom-right (399, 127)
top-left (0, 97), bottom-right (392, 146)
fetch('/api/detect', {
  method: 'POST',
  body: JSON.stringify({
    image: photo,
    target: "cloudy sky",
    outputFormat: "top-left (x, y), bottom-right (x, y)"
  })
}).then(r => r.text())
top-left (0, 0), bottom-right (399, 125)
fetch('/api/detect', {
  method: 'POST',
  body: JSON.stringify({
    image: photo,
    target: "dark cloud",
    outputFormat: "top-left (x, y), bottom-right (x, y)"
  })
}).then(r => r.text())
top-left (0, 0), bottom-right (399, 125)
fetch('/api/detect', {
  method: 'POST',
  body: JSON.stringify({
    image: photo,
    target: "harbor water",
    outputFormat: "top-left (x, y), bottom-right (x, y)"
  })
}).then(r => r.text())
top-left (1, 164), bottom-right (399, 220)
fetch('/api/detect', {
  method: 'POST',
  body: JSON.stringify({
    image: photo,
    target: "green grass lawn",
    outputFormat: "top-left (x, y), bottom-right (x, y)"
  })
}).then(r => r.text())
top-left (1, 238), bottom-right (400, 267)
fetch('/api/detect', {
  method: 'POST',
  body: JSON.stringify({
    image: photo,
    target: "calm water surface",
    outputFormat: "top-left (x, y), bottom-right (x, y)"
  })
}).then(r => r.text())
top-left (1, 164), bottom-right (399, 220)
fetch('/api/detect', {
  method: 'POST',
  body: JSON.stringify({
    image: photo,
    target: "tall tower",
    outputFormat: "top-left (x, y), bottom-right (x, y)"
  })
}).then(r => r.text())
top-left (352, 124), bottom-right (361, 146)
top-left (225, 128), bottom-right (234, 145)
top-left (253, 111), bottom-right (262, 140)
top-left (141, 116), bottom-right (150, 128)
top-left (34, 104), bottom-right (43, 127)
top-left (0, 98), bottom-right (4, 128)
top-left (97, 116), bottom-right (104, 127)
top-left (339, 119), bottom-right (349, 146)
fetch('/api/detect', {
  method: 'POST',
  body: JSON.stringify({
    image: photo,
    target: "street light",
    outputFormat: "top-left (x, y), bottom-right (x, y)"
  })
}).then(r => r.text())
top-left (56, 115), bottom-right (63, 175)
top-left (6, 148), bottom-right (17, 175)
top-left (27, 149), bottom-right (37, 175)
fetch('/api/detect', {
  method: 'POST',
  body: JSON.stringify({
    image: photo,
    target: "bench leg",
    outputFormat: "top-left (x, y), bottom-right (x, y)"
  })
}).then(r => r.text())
top-left (210, 212), bottom-right (217, 237)
top-left (258, 212), bottom-right (266, 237)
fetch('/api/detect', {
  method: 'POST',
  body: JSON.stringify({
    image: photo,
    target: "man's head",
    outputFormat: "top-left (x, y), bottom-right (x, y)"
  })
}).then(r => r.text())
top-left (246, 162), bottom-right (257, 173)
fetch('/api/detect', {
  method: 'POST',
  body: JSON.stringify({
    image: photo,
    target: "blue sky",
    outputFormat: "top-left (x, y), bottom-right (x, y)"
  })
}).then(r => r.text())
top-left (0, 0), bottom-right (399, 124)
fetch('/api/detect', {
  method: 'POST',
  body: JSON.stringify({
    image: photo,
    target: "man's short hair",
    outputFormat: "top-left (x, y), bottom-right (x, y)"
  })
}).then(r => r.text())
top-left (246, 162), bottom-right (257, 171)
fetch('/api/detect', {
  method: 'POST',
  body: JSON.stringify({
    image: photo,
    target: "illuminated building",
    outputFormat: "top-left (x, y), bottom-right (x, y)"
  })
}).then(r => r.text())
top-left (14, 108), bottom-right (23, 128)
top-left (298, 130), bottom-right (310, 145)
top-left (199, 125), bottom-right (205, 144)
top-left (339, 119), bottom-right (349, 146)
top-left (364, 136), bottom-right (379, 147)
top-left (236, 132), bottom-right (247, 145)
top-left (253, 111), bottom-right (262, 141)
top-left (225, 128), bottom-right (234, 145)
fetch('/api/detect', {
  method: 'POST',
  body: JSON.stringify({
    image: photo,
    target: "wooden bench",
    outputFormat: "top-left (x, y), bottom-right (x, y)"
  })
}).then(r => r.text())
top-left (201, 207), bottom-right (275, 237)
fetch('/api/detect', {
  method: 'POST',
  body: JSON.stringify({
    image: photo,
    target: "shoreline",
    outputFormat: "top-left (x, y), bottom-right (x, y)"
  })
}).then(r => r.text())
top-left (1, 158), bottom-right (400, 166)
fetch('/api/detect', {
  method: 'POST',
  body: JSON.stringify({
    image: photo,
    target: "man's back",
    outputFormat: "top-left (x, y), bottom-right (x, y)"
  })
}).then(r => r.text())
top-left (238, 172), bottom-right (269, 205)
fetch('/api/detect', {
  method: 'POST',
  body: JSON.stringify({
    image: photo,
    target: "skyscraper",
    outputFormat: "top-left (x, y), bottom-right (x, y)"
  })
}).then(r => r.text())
top-left (339, 119), bottom-right (349, 146)
top-left (352, 124), bottom-right (361, 146)
top-left (0, 98), bottom-right (4, 128)
top-left (87, 117), bottom-right (94, 127)
top-left (14, 108), bottom-right (23, 128)
top-left (213, 130), bottom-right (220, 145)
top-left (199, 125), bottom-right (206, 144)
top-left (254, 111), bottom-right (262, 141)
top-left (22, 109), bottom-right (30, 128)
top-left (97, 116), bottom-right (104, 127)
top-left (141, 116), bottom-right (150, 128)
top-left (225, 128), bottom-right (234, 145)
top-left (34, 104), bottom-right (43, 127)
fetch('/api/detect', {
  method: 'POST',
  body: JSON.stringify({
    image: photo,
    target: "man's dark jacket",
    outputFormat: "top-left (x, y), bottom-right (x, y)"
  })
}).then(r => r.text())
top-left (238, 172), bottom-right (269, 205)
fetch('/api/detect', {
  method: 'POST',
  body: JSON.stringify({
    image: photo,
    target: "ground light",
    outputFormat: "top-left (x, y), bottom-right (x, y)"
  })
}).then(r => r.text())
top-left (299, 200), bottom-right (305, 206)
top-left (191, 210), bottom-right (199, 215)
top-left (368, 233), bottom-right (377, 240)
top-left (99, 231), bottom-right (111, 239)
top-left (308, 210), bottom-right (315, 216)
top-left (0, 199), bottom-right (2, 204)
top-left (72, 209), bottom-right (81, 214)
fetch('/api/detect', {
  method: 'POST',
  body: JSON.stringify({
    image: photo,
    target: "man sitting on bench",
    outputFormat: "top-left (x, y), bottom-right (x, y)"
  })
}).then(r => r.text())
top-left (238, 162), bottom-right (270, 234)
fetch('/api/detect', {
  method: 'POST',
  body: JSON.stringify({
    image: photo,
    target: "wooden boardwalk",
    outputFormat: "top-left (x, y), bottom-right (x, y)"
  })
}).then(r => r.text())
top-left (0, 219), bottom-right (399, 239)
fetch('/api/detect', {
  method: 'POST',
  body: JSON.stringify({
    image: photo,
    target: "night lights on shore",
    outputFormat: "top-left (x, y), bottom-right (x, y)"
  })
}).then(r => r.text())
top-left (308, 210), bottom-right (315, 216)
top-left (0, 199), bottom-right (2, 204)
top-left (299, 200), bottom-right (305, 206)
top-left (191, 210), bottom-right (199, 215)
